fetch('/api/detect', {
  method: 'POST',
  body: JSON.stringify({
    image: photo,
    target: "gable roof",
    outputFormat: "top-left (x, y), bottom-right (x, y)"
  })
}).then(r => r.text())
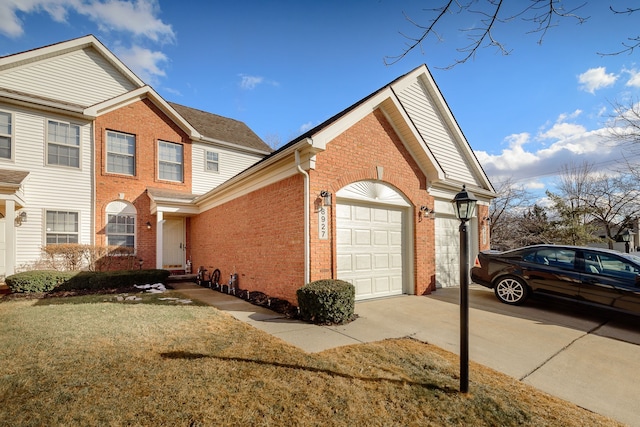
top-left (169, 103), bottom-right (271, 154)
top-left (196, 64), bottom-right (495, 210)
top-left (267, 64), bottom-right (495, 197)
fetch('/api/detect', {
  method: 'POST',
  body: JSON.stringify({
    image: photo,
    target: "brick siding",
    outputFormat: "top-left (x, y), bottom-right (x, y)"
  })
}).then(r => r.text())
top-left (94, 99), bottom-right (192, 269)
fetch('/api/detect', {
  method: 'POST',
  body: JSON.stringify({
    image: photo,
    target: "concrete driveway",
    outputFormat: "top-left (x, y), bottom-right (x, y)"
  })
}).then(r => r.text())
top-left (172, 282), bottom-right (640, 426)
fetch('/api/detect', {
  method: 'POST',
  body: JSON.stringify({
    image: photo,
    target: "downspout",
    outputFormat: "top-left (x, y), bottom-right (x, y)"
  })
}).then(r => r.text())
top-left (295, 149), bottom-right (310, 285)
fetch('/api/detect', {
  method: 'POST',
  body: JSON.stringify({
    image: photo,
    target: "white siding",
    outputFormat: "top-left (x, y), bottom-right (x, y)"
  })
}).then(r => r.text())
top-left (191, 142), bottom-right (265, 195)
top-left (0, 48), bottom-right (137, 107)
top-left (1, 103), bottom-right (93, 270)
top-left (396, 79), bottom-right (481, 186)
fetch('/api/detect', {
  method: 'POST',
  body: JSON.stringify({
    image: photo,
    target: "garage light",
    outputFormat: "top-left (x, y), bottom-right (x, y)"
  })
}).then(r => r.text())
top-left (320, 190), bottom-right (332, 207)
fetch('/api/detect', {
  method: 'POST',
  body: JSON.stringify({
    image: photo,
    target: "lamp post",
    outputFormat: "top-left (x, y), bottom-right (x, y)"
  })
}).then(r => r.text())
top-left (451, 184), bottom-right (477, 393)
top-left (622, 229), bottom-right (633, 253)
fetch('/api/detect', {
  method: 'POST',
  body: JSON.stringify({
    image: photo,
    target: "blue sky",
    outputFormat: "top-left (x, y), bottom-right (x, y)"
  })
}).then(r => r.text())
top-left (1, 0), bottom-right (639, 199)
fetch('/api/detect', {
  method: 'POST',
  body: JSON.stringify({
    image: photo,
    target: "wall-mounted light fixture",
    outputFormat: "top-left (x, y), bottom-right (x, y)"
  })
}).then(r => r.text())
top-left (15, 211), bottom-right (27, 226)
top-left (320, 190), bottom-right (332, 207)
top-left (418, 205), bottom-right (435, 221)
top-left (146, 221), bottom-right (152, 230)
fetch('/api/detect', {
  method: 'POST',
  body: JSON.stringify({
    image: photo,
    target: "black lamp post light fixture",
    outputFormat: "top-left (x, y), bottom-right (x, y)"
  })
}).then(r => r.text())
top-left (451, 184), bottom-right (477, 394)
top-left (622, 229), bottom-right (634, 253)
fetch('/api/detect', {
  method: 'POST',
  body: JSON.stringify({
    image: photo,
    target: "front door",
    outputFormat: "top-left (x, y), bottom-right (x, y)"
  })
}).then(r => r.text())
top-left (162, 218), bottom-right (184, 270)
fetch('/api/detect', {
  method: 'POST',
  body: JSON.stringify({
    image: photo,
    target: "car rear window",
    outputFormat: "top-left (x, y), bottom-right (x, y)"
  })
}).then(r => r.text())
top-left (524, 248), bottom-right (576, 269)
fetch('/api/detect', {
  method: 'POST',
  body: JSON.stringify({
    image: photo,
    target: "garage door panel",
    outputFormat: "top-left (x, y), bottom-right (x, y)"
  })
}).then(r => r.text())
top-left (336, 203), bottom-right (351, 219)
top-left (390, 253), bottom-right (403, 268)
top-left (373, 230), bottom-right (388, 245)
top-left (337, 254), bottom-right (352, 271)
top-left (337, 201), bottom-right (405, 300)
top-left (337, 228), bottom-right (352, 245)
top-left (372, 208), bottom-right (388, 222)
top-left (354, 229), bottom-right (371, 245)
top-left (374, 277), bottom-right (390, 293)
top-left (373, 253), bottom-right (389, 269)
top-left (354, 206), bottom-right (371, 221)
top-left (355, 278), bottom-right (373, 296)
top-left (391, 276), bottom-right (403, 292)
top-left (355, 254), bottom-right (372, 270)
top-left (389, 230), bottom-right (402, 246)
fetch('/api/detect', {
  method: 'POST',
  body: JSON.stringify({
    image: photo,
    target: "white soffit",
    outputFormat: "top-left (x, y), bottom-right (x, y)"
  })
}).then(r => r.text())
top-left (337, 181), bottom-right (410, 207)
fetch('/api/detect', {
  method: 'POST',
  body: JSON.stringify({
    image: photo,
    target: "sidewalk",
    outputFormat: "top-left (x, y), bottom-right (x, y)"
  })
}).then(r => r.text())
top-left (169, 282), bottom-right (640, 426)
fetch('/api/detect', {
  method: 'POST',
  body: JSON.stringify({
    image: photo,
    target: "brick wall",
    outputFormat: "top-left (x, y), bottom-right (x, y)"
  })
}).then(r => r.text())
top-left (190, 174), bottom-right (306, 302)
top-left (94, 98), bottom-right (192, 269)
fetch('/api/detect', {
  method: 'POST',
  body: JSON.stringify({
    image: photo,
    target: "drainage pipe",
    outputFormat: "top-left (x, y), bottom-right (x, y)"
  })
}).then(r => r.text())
top-left (295, 149), bottom-right (310, 285)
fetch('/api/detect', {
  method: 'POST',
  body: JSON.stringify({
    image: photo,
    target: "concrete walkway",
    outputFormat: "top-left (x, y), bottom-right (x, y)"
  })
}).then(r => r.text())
top-left (170, 282), bottom-right (640, 426)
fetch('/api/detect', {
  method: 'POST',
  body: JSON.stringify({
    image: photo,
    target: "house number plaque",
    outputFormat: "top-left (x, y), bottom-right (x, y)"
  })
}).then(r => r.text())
top-left (318, 206), bottom-right (329, 240)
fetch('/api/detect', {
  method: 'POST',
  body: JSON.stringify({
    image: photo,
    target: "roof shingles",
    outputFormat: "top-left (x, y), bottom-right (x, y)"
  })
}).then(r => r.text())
top-left (169, 102), bottom-right (271, 153)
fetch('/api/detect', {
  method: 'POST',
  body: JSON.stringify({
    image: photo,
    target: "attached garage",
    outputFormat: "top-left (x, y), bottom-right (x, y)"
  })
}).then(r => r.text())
top-left (335, 181), bottom-right (412, 300)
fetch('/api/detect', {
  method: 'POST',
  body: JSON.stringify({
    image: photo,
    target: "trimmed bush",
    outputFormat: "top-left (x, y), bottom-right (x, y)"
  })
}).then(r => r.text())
top-left (5, 269), bottom-right (171, 294)
top-left (5, 270), bottom-right (78, 293)
top-left (297, 279), bottom-right (355, 325)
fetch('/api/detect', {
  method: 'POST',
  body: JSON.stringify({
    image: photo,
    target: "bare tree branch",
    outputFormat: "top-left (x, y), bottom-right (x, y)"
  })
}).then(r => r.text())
top-left (384, 0), bottom-right (591, 68)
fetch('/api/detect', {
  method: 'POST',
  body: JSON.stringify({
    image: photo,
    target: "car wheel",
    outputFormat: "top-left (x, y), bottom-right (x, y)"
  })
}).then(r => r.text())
top-left (494, 277), bottom-right (529, 305)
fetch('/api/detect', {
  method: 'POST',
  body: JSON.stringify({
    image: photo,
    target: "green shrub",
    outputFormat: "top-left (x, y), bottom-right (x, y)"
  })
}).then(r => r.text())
top-left (297, 279), bottom-right (355, 325)
top-left (5, 269), bottom-right (171, 294)
top-left (57, 269), bottom-right (171, 291)
top-left (5, 270), bottom-right (78, 293)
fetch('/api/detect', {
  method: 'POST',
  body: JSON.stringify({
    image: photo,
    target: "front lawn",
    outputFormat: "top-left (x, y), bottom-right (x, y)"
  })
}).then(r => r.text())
top-left (0, 292), bottom-right (622, 426)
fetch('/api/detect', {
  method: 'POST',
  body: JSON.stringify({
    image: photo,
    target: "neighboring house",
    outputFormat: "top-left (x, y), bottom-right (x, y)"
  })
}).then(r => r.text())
top-left (0, 35), bottom-right (496, 305)
top-left (0, 35), bottom-right (270, 279)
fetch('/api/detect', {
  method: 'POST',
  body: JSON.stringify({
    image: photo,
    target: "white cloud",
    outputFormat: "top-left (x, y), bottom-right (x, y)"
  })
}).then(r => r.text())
top-left (239, 75), bottom-right (264, 90)
top-left (299, 121), bottom-right (314, 133)
top-left (578, 67), bottom-right (617, 94)
top-left (115, 44), bottom-right (167, 84)
top-left (0, 0), bottom-right (175, 42)
top-left (79, 0), bottom-right (175, 43)
top-left (538, 122), bottom-right (586, 140)
top-left (625, 68), bottom-right (640, 88)
top-left (238, 74), bottom-right (279, 90)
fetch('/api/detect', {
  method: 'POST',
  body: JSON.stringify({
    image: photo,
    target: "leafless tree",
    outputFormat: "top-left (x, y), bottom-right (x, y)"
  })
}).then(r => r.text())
top-left (385, 1), bottom-right (637, 68)
top-left (546, 161), bottom-right (640, 247)
top-left (487, 177), bottom-right (533, 249)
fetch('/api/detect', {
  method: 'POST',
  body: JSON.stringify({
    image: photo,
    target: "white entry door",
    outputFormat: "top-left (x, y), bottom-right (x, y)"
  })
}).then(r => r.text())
top-left (162, 218), bottom-right (184, 270)
top-left (337, 202), bottom-right (404, 300)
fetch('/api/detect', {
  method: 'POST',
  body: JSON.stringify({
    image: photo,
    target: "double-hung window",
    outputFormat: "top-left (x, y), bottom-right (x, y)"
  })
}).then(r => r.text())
top-left (205, 151), bottom-right (219, 172)
top-left (46, 210), bottom-right (79, 244)
top-left (106, 214), bottom-right (136, 248)
top-left (105, 201), bottom-right (136, 249)
top-left (106, 131), bottom-right (135, 175)
top-left (158, 141), bottom-right (183, 182)
top-left (47, 120), bottom-right (80, 168)
top-left (0, 111), bottom-right (12, 160)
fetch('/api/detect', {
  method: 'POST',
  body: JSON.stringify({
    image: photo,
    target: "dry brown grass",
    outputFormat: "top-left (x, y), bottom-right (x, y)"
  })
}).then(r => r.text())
top-left (0, 293), bottom-right (623, 426)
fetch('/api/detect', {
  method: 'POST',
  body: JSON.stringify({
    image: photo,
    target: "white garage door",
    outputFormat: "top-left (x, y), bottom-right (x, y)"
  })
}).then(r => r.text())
top-left (337, 202), bottom-right (404, 300)
top-left (435, 216), bottom-right (460, 288)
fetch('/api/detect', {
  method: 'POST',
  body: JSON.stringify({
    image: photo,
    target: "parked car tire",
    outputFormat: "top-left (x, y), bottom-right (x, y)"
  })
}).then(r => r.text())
top-left (494, 276), bottom-right (529, 305)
